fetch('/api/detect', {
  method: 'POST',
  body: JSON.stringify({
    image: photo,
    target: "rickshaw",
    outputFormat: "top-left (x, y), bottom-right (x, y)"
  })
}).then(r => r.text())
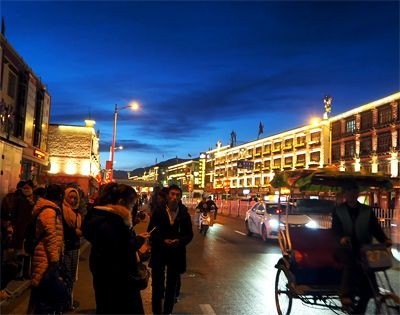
top-left (272, 170), bottom-right (400, 315)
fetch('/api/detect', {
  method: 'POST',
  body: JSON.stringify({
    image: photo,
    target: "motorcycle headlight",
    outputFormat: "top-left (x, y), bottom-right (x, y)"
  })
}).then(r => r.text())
top-left (305, 220), bottom-right (318, 229)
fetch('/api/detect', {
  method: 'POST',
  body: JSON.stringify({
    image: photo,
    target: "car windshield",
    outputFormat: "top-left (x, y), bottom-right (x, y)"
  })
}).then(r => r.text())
top-left (294, 199), bottom-right (336, 214)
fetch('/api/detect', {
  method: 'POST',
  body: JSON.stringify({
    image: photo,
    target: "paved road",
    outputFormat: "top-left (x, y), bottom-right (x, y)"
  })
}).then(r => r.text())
top-left (2, 209), bottom-right (399, 314)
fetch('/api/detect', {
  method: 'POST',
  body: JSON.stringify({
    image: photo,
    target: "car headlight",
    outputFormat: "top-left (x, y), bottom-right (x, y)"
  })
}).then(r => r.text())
top-left (305, 220), bottom-right (318, 229)
top-left (269, 219), bottom-right (279, 229)
top-left (391, 246), bottom-right (400, 262)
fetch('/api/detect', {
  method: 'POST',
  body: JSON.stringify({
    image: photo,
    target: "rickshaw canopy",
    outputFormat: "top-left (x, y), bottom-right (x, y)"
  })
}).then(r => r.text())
top-left (271, 169), bottom-right (393, 192)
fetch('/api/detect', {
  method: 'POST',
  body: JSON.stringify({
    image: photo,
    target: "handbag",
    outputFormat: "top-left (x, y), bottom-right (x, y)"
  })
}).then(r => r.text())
top-left (360, 243), bottom-right (392, 272)
top-left (38, 260), bottom-right (72, 312)
top-left (129, 261), bottom-right (150, 290)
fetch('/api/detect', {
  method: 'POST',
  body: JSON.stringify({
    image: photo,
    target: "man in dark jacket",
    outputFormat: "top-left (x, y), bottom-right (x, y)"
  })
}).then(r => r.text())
top-left (147, 184), bottom-right (193, 314)
top-left (332, 180), bottom-right (391, 314)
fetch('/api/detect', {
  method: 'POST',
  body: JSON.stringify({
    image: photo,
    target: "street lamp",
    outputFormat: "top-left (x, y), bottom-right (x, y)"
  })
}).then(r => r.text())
top-left (109, 145), bottom-right (123, 161)
top-left (109, 101), bottom-right (140, 181)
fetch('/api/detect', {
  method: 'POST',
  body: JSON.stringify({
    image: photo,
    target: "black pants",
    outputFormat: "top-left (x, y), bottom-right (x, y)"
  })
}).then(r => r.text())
top-left (151, 262), bottom-right (179, 314)
top-left (335, 247), bottom-right (376, 314)
top-left (92, 271), bottom-right (144, 314)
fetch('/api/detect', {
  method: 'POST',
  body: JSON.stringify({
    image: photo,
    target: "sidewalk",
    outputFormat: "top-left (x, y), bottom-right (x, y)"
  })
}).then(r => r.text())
top-left (0, 240), bottom-right (90, 309)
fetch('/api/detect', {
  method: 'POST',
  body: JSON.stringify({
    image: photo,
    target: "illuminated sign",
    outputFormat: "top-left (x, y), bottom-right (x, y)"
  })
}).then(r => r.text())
top-left (34, 149), bottom-right (46, 160)
top-left (237, 160), bottom-right (254, 169)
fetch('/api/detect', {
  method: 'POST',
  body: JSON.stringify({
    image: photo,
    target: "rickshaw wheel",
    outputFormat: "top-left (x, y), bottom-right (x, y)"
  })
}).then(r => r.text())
top-left (275, 265), bottom-right (293, 315)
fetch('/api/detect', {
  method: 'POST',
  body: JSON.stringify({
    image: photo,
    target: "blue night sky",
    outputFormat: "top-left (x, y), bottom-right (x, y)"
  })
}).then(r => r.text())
top-left (2, 1), bottom-right (399, 170)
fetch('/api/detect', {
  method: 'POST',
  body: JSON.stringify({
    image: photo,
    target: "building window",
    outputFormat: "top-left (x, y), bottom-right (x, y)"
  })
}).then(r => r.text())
top-left (360, 137), bottom-right (372, 156)
top-left (263, 160), bottom-right (270, 169)
top-left (360, 110), bottom-right (373, 131)
top-left (295, 135), bottom-right (306, 147)
top-left (310, 151), bottom-right (320, 162)
top-left (273, 158), bottom-right (281, 169)
top-left (377, 132), bottom-right (391, 153)
top-left (284, 139), bottom-right (293, 149)
top-left (7, 71), bottom-right (17, 98)
top-left (332, 144), bottom-right (341, 162)
top-left (296, 154), bottom-right (306, 163)
top-left (263, 144), bottom-right (271, 154)
top-left (284, 156), bottom-right (292, 166)
top-left (310, 132), bottom-right (320, 143)
top-left (273, 142), bottom-right (281, 152)
top-left (378, 105), bottom-right (392, 126)
top-left (345, 118), bottom-right (356, 134)
top-left (331, 121), bottom-right (341, 140)
top-left (344, 141), bottom-right (356, 158)
top-left (296, 154), bottom-right (305, 164)
top-left (33, 89), bottom-right (44, 147)
top-left (378, 161), bottom-right (390, 175)
top-left (360, 163), bottom-right (372, 174)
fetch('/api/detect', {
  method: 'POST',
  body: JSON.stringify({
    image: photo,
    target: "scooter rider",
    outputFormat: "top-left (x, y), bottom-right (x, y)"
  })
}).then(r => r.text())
top-left (196, 195), bottom-right (211, 229)
top-left (206, 196), bottom-right (218, 220)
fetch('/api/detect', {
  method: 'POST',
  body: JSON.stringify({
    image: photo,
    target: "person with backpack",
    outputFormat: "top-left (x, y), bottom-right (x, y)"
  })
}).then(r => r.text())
top-left (27, 184), bottom-right (65, 314)
top-left (62, 187), bottom-right (82, 311)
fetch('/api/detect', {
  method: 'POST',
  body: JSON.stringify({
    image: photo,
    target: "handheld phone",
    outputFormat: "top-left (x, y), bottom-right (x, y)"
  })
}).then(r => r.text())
top-left (149, 226), bottom-right (156, 234)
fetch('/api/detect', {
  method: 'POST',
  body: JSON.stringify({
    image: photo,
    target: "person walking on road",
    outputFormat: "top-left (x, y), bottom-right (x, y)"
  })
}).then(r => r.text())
top-left (62, 187), bottom-right (82, 311)
top-left (147, 184), bottom-right (193, 314)
top-left (82, 183), bottom-right (150, 314)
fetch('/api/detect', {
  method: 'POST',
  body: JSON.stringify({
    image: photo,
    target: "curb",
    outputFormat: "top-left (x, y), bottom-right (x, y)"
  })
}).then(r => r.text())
top-left (0, 279), bottom-right (30, 308)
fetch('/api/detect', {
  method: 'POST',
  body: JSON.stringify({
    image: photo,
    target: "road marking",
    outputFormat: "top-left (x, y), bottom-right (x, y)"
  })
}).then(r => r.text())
top-left (199, 304), bottom-right (216, 314)
top-left (234, 230), bottom-right (246, 235)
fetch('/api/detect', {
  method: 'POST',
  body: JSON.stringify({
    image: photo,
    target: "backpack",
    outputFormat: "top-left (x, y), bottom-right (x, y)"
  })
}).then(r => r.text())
top-left (24, 205), bottom-right (60, 255)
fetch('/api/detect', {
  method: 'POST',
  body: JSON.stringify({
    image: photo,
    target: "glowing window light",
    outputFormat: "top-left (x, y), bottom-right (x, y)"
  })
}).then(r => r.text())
top-left (81, 160), bottom-right (91, 176)
top-left (48, 158), bottom-right (60, 174)
top-left (65, 160), bottom-right (77, 175)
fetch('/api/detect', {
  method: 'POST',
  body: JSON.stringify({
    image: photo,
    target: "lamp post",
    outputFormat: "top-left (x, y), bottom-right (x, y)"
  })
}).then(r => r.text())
top-left (109, 101), bottom-right (139, 181)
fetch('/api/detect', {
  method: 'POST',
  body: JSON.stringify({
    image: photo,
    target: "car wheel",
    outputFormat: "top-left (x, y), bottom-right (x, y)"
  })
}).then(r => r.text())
top-left (261, 225), bottom-right (269, 242)
top-left (245, 221), bottom-right (252, 236)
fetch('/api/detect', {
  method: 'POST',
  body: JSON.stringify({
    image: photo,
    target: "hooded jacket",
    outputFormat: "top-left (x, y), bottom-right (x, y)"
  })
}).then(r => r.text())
top-left (31, 198), bottom-right (64, 287)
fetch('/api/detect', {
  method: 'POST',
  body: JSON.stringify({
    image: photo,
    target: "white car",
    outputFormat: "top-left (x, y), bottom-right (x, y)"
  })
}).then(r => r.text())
top-left (245, 202), bottom-right (317, 241)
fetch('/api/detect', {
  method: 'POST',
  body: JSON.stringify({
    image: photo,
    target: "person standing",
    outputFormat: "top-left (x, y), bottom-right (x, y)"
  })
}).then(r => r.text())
top-left (82, 183), bottom-right (149, 314)
top-left (28, 184), bottom-right (64, 314)
top-left (147, 184), bottom-right (193, 314)
top-left (332, 180), bottom-right (392, 314)
top-left (62, 187), bottom-right (82, 311)
top-left (15, 180), bottom-right (35, 279)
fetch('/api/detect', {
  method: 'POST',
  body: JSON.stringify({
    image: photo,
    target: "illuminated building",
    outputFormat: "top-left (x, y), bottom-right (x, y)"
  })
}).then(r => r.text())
top-left (167, 159), bottom-right (200, 195)
top-left (124, 92), bottom-right (399, 203)
top-left (0, 33), bottom-right (51, 198)
top-left (201, 92), bottom-right (399, 198)
top-left (45, 120), bottom-right (101, 195)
